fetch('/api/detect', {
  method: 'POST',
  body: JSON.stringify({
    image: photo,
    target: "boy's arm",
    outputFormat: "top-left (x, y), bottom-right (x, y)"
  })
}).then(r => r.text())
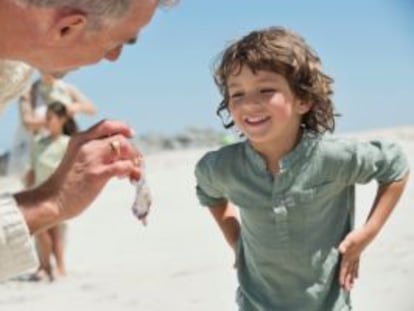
top-left (364, 172), bottom-right (409, 234)
top-left (208, 200), bottom-right (240, 251)
top-left (339, 172), bottom-right (409, 291)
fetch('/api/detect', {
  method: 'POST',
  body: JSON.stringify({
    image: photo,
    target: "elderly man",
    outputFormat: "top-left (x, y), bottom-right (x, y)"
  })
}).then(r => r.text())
top-left (0, 0), bottom-right (173, 281)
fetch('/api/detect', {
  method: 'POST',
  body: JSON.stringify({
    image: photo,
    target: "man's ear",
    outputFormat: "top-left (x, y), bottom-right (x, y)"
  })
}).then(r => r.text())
top-left (48, 14), bottom-right (88, 46)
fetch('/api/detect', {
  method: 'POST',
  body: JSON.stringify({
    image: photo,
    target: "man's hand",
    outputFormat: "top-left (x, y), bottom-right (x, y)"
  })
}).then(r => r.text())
top-left (16, 120), bottom-right (142, 233)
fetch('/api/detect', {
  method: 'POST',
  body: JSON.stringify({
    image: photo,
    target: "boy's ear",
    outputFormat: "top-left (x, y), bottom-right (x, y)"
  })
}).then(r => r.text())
top-left (296, 100), bottom-right (312, 115)
top-left (48, 13), bottom-right (88, 46)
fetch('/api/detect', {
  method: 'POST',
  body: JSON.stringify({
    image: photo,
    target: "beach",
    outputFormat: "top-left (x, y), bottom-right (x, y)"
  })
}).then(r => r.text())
top-left (1, 127), bottom-right (413, 310)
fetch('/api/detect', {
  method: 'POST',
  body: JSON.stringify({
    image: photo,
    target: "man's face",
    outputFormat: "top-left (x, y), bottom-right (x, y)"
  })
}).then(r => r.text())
top-left (34, 0), bottom-right (157, 74)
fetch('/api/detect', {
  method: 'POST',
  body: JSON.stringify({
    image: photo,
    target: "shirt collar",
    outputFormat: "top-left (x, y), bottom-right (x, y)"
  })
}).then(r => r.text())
top-left (244, 131), bottom-right (321, 174)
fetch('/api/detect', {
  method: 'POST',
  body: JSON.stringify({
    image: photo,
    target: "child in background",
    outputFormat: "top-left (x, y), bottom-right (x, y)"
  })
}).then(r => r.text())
top-left (194, 27), bottom-right (409, 310)
top-left (26, 101), bottom-right (78, 281)
top-left (8, 72), bottom-right (96, 180)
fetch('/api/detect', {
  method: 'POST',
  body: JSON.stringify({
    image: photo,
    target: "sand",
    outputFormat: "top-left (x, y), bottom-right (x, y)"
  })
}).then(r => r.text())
top-left (1, 127), bottom-right (413, 310)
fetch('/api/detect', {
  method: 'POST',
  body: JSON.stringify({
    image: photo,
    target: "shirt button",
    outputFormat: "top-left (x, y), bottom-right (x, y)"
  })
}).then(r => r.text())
top-left (273, 206), bottom-right (287, 216)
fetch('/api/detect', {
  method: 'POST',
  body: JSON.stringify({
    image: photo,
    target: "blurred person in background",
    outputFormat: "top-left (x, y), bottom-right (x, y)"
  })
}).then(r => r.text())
top-left (26, 101), bottom-right (78, 281)
top-left (7, 73), bottom-right (96, 181)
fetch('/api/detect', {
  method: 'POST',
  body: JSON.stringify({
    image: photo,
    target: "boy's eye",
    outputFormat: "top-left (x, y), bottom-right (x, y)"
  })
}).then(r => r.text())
top-left (260, 88), bottom-right (276, 94)
top-left (230, 92), bottom-right (244, 99)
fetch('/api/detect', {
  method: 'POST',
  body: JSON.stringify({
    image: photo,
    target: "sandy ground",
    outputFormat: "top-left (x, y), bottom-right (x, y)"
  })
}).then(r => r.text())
top-left (0, 127), bottom-right (413, 310)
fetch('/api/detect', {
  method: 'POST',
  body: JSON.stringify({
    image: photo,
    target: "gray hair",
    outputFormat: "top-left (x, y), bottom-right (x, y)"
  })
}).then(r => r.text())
top-left (17, 0), bottom-right (177, 19)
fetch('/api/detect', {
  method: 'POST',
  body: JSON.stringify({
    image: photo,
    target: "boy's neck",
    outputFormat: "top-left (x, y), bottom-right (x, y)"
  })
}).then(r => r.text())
top-left (251, 128), bottom-right (303, 175)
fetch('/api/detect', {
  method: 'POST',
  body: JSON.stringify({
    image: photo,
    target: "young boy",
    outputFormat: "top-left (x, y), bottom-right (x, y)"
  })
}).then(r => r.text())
top-left (195, 27), bottom-right (409, 310)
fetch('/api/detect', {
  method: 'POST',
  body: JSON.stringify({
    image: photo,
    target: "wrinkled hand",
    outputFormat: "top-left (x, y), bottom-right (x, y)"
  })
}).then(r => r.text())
top-left (43, 119), bottom-right (142, 221)
top-left (338, 227), bottom-right (375, 291)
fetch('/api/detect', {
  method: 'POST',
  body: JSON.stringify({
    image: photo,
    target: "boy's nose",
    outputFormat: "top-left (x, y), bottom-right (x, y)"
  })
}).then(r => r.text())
top-left (243, 92), bottom-right (262, 106)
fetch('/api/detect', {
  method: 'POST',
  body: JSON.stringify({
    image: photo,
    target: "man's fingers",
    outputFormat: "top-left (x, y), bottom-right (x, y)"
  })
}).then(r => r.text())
top-left (102, 159), bottom-right (142, 180)
top-left (100, 135), bottom-right (141, 163)
top-left (79, 119), bottom-right (135, 144)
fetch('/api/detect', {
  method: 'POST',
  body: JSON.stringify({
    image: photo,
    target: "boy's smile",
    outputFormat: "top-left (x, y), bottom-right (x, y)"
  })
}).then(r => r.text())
top-left (226, 66), bottom-right (310, 149)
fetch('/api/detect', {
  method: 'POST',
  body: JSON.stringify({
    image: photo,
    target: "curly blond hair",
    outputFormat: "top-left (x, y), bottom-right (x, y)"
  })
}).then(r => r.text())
top-left (214, 26), bottom-right (338, 134)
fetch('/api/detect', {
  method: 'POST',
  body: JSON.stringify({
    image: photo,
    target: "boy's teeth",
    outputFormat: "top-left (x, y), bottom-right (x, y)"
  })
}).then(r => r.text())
top-left (246, 116), bottom-right (266, 122)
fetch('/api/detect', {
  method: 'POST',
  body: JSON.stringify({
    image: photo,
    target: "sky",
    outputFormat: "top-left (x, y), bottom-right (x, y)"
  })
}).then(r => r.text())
top-left (0, 0), bottom-right (413, 152)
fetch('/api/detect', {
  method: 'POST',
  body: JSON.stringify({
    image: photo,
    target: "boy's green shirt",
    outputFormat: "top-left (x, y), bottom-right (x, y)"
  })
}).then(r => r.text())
top-left (195, 133), bottom-right (409, 311)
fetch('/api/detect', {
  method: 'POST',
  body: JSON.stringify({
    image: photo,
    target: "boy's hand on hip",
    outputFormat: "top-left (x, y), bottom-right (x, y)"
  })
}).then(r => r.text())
top-left (338, 227), bottom-right (375, 291)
